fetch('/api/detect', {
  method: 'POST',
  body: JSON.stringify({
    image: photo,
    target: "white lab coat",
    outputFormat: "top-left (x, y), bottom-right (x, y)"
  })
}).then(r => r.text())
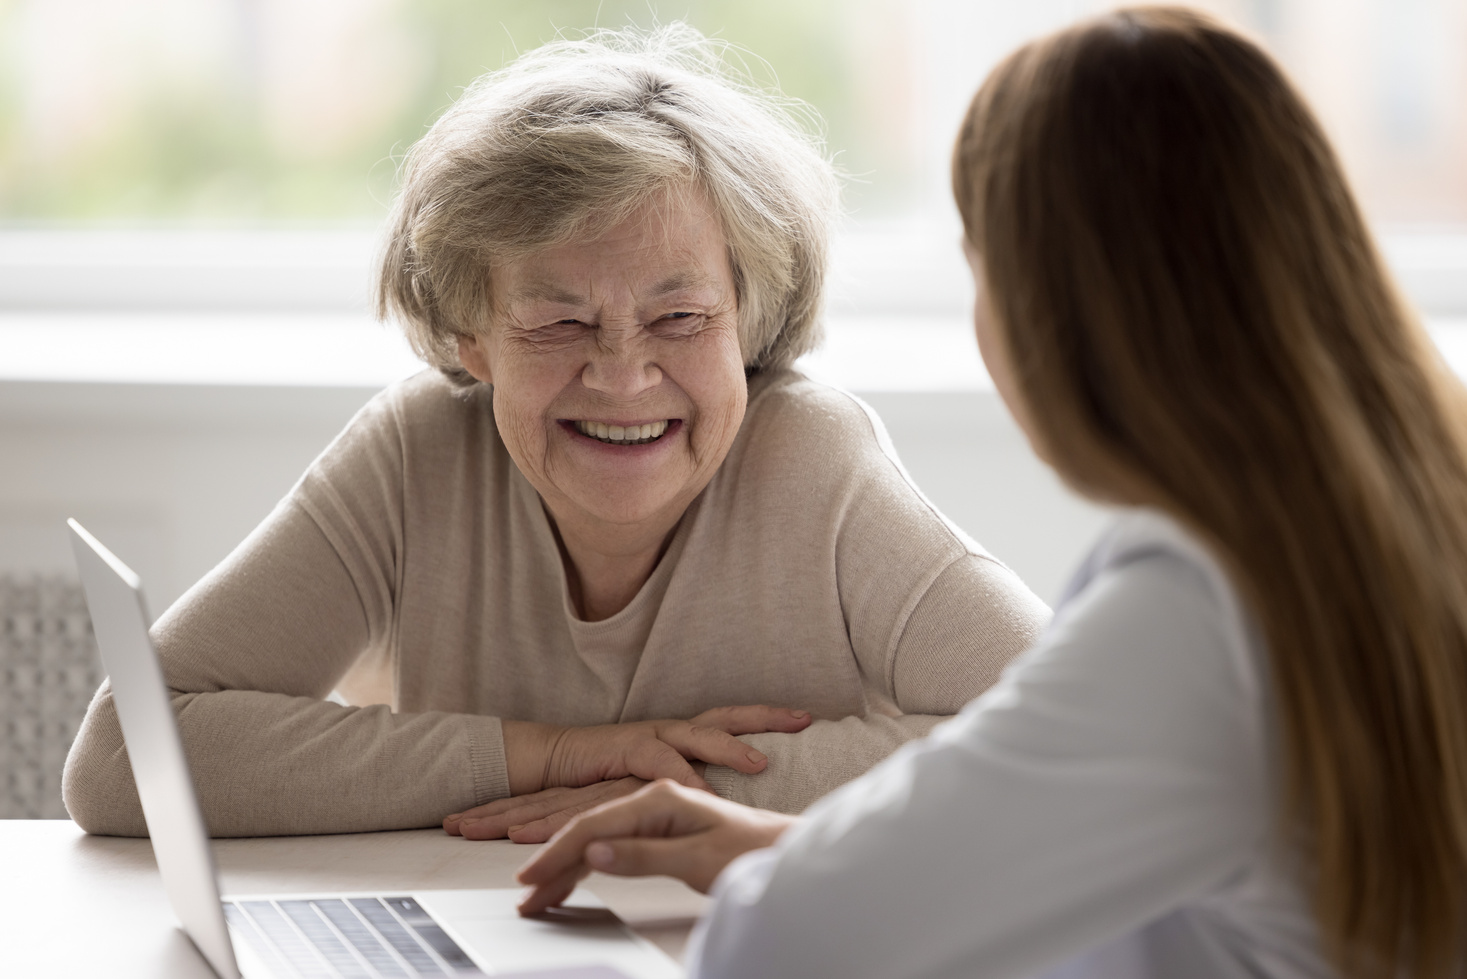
top-left (688, 511), bottom-right (1331, 979)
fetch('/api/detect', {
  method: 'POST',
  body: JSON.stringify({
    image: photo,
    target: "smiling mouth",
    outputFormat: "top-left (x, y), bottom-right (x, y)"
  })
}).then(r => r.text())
top-left (573, 419), bottom-right (672, 446)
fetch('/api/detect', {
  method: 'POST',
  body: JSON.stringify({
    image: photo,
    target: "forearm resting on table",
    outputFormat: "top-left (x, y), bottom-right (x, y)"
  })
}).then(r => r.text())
top-left (63, 686), bottom-right (505, 837)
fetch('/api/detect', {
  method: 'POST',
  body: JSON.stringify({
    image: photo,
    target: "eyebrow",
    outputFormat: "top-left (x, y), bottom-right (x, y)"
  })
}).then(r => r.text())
top-left (648, 270), bottom-right (715, 296)
top-left (505, 283), bottom-right (584, 307)
top-left (504, 270), bottom-right (717, 308)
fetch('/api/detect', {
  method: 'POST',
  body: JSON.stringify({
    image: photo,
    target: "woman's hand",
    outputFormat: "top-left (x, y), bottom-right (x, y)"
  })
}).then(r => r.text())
top-left (515, 779), bottom-right (798, 915)
top-left (445, 777), bottom-right (650, 842)
top-left (453, 705), bottom-right (811, 837)
top-left (498, 705), bottom-right (811, 796)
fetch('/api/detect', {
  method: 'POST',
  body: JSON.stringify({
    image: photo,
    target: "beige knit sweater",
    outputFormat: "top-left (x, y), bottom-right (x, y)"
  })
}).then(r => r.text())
top-left (64, 369), bottom-right (1050, 837)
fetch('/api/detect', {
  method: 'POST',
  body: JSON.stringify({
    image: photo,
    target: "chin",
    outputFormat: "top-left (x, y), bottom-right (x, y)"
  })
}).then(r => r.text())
top-left (580, 494), bottom-right (683, 528)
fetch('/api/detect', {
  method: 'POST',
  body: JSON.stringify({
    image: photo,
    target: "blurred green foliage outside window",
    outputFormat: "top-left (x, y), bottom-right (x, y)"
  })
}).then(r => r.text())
top-left (0, 0), bottom-right (918, 224)
top-left (1, 0), bottom-right (1464, 228)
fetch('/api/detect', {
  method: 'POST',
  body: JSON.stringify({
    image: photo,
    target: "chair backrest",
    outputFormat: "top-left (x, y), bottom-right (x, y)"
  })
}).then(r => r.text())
top-left (0, 573), bottom-right (103, 818)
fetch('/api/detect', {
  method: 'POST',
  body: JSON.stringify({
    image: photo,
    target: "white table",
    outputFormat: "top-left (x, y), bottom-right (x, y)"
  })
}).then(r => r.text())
top-left (3, 819), bottom-right (707, 976)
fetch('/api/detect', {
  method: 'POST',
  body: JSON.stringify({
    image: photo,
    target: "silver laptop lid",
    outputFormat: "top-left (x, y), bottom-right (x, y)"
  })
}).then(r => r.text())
top-left (69, 518), bottom-right (241, 979)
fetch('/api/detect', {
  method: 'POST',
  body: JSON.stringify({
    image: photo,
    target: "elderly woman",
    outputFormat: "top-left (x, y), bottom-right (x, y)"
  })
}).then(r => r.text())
top-left (63, 26), bottom-right (1048, 840)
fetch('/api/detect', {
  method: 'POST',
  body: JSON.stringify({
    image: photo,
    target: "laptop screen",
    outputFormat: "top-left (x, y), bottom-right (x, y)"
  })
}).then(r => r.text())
top-left (69, 519), bottom-right (241, 979)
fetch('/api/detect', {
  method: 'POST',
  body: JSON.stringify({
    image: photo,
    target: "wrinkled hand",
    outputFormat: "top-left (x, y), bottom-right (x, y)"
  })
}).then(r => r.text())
top-left (445, 777), bottom-right (649, 843)
top-left (516, 779), bottom-right (798, 916)
top-left (497, 705), bottom-right (812, 798)
top-left (449, 706), bottom-right (810, 843)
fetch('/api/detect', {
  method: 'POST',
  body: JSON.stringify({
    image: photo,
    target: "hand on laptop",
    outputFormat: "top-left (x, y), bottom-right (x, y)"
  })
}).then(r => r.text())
top-left (515, 779), bottom-right (798, 915)
top-left (446, 705), bottom-right (812, 842)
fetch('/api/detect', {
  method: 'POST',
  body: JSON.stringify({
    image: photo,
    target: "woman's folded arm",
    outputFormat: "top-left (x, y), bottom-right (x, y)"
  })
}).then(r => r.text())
top-left (62, 497), bottom-right (512, 837)
top-left (63, 686), bottom-right (506, 837)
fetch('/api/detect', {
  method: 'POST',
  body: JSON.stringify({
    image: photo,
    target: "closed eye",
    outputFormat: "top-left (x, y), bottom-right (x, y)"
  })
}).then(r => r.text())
top-left (653, 312), bottom-right (705, 334)
top-left (507, 319), bottom-right (588, 348)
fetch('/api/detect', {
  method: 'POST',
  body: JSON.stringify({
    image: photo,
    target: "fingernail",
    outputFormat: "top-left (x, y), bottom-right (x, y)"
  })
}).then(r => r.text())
top-left (587, 842), bottom-right (614, 869)
top-left (445, 813), bottom-right (462, 822)
top-left (507, 824), bottom-right (525, 834)
top-left (746, 749), bottom-right (767, 764)
top-left (791, 710), bottom-right (809, 718)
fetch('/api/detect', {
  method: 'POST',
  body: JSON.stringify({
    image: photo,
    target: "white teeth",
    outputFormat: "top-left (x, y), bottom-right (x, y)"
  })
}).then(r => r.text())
top-left (575, 419), bottom-right (670, 445)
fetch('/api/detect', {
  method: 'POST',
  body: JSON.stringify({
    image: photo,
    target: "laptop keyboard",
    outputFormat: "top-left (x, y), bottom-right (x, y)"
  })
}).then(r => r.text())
top-left (225, 896), bottom-right (485, 977)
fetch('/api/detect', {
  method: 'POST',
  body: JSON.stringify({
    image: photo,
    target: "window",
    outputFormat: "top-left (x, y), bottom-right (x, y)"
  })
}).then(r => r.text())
top-left (3, 0), bottom-right (1463, 226)
top-left (2, 0), bottom-right (1464, 390)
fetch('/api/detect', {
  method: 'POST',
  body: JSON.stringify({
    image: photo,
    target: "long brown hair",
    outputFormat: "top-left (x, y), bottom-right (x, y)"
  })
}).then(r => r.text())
top-left (954, 7), bottom-right (1467, 976)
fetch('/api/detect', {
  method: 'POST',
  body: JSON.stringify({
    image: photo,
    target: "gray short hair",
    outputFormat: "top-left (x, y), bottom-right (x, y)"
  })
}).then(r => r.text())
top-left (376, 24), bottom-right (841, 384)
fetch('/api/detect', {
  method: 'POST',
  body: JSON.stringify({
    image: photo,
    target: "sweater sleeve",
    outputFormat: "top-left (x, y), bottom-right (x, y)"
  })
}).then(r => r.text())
top-left (62, 394), bottom-right (509, 838)
top-left (689, 548), bottom-right (1270, 979)
top-left (703, 554), bottom-right (1050, 813)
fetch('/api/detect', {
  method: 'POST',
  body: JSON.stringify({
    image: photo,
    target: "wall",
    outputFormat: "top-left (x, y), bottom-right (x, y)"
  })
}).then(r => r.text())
top-left (860, 391), bottom-right (1109, 605)
top-left (1, 382), bottom-right (375, 615)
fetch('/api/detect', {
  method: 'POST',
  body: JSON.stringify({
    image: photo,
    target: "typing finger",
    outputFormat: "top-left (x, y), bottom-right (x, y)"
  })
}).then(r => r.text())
top-left (518, 865), bottom-right (587, 918)
top-left (518, 781), bottom-right (698, 887)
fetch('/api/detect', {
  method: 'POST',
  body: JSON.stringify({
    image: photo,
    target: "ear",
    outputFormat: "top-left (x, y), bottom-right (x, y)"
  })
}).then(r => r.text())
top-left (457, 334), bottom-right (494, 385)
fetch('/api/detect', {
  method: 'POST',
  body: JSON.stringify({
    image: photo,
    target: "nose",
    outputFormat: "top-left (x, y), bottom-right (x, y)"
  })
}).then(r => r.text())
top-left (580, 327), bottom-right (662, 400)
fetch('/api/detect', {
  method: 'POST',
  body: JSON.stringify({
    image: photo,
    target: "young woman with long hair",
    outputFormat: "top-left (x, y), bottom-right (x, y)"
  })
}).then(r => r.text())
top-left (515, 8), bottom-right (1467, 977)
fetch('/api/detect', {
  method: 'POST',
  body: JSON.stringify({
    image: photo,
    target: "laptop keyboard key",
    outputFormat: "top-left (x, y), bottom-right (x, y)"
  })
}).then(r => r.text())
top-left (407, 922), bottom-right (480, 973)
top-left (381, 898), bottom-right (483, 975)
top-left (384, 897), bottom-right (431, 923)
top-left (238, 900), bottom-right (335, 978)
top-left (314, 899), bottom-right (412, 977)
top-left (350, 898), bottom-right (449, 976)
top-left (225, 903), bottom-right (292, 975)
top-left (279, 900), bottom-right (374, 978)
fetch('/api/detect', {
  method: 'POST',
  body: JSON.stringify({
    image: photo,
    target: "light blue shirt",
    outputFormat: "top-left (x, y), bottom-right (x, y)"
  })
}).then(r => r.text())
top-left (688, 511), bottom-right (1331, 979)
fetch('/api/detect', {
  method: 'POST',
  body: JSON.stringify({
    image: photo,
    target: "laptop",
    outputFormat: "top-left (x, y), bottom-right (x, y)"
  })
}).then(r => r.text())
top-left (67, 518), bottom-right (683, 979)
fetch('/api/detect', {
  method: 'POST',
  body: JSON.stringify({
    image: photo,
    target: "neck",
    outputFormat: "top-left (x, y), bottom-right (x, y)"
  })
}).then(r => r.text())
top-left (546, 504), bottom-right (683, 622)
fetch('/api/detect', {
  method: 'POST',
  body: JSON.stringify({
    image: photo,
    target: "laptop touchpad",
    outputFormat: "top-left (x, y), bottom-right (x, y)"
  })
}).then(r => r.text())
top-left (413, 889), bottom-right (681, 979)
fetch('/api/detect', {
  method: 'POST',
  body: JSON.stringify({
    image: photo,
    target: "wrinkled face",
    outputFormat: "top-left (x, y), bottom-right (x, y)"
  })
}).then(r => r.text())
top-left (459, 186), bottom-right (748, 535)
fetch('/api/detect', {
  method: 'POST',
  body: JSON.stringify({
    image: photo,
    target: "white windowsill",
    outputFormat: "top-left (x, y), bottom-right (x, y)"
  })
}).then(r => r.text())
top-left (1, 226), bottom-right (1463, 393)
top-left (4, 310), bottom-right (1467, 393)
top-left (0, 310), bottom-right (994, 391)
